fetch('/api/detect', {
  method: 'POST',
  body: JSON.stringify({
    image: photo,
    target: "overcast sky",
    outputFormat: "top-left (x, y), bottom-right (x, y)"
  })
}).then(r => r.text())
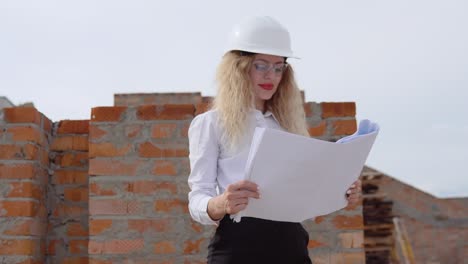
top-left (1, 0), bottom-right (467, 197)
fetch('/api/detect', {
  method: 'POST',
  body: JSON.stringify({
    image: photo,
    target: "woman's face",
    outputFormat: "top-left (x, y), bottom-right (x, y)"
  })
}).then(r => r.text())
top-left (249, 53), bottom-right (287, 110)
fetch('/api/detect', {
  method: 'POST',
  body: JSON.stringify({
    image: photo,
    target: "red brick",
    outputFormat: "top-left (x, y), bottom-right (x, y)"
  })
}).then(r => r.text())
top-left (53, 170), bottom-right (88, 184)
top-left (127, 181), bottom-right (177, 195)
top-left (151, 123), bottom-right (177, 138)
top-left (89, 239), bottom-right (144, 254)
top-left (0, 200), bottom-right (39, 217)
top-left (330, 252), bottom-right (365, 264)
top-left (89, 199), bottom-right (142, 215)
top-left (64, 187), bottom-right (89, 202)
top-left (56, 152), bottom-right (88, 167)
top-left (47, 239), bottom-right (57, 255)
top-left (125, 124), bottom-right (142, 138)
top-left (303, 102), bottom-right (315, 117)
top-left (57, 120), bottom-right (89, 134)
top-left (154, 199), bottom-right (188, 213)
top-left (191, 222), bottom-right (203, 233)
top-left (37, 149), bottom-right (47, 169)
top-left (139, 142), bottom-right (188, 158)
top-left (89, 219), bottom-right (113, 235)
top-left (184, 238), bottom-right (204, 254)
top-left (38, 203), bottom-right (47, 218)
top-left (51, 136), bottom-right (89, 151)
top-left (315, 215), bottom-right (325, 224)
top-left (3, 218), bottom-right (44, 236)
top-left (308, 121), bottom-right (326, 137)
top-left (61, 257), bottom-right (89, 264)
top-left (7, 126), bottom-right (43, 145)
top-left (89, 182), bottom-right (117, 196)
top-left (180, 122), bottom-right (190, 138)
top-left (89, 125), bottom-right (108, 140)
top-left (3, 107), bottom-right (41, 125)
top-left (89, 142), bottom-right (131, 158)
top-left (6, 182), bottom-right (42, 199)
top-left (137, 104), bottom-right (194, 120)
top-left (147, 93), bottom-right (202, 104)
top-left (202, 96), bottom-right (213, 103)
top-left (0, 144), bottom-right (39, 160)
top-left (69, 239), bottom-right (88, 254)
top-left (153, 241), bottom-right (176, 254)
top-left (331, 119), bottom-right (357, 136)
top-left (311, 253), bottom-right (331, 264)
top-left (87, 258), bottom-right (112, 264)
top-left (195, 103), bottom-right (210, 116)
top-left (0, 163), bottom-right (35, 179)
top-left (22, 144), bottom-right (40, 160)
top-left (332, 215), bottom-right (364, 229)
top-left (15, 259), bottom-right (44, 264)
top-left (152, 160), bottom-right (177, 176)
top-left (91, 107), bottom-right (127, 122)
top-left (321, 102), bottom-right (356, 118)
top-left (43, 116), bottom-right (52, 134)
top-left (67, 222), bottom-right (88, 237)
top-left (52, 204), bottom-right (87, 218)
top-left (307, 239), bottom-right (326, 249)
top-left (116, 92), bottom-right (202, 105)
top-left (127, 219), bottom-right (172, 233)
top-left (89, 159), bottom-right (140, 176)
top-left (0, 239), bottom-right (35, 254)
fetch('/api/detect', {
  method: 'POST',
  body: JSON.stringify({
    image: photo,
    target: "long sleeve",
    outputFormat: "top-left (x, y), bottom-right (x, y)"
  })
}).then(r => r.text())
top-left (187, 112), bottom-right (220, 225)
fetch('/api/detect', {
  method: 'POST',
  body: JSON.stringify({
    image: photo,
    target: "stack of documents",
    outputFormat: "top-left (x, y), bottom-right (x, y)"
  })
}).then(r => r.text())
top-left (233, 121), bottom-right (379, 223)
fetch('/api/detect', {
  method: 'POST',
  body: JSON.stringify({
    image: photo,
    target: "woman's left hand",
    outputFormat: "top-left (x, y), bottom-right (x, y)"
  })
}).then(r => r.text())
top-left (346, 179), bottom-right (362, 206)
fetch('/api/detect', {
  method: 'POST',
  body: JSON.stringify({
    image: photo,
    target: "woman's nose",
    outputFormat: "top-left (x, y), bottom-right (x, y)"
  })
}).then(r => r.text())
top-left (263, 68), bottom-right (275, 79)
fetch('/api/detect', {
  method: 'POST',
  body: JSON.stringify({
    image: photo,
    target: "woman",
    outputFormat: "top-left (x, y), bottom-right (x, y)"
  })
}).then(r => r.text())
top-left (188, 16), bottom-right (361, 263)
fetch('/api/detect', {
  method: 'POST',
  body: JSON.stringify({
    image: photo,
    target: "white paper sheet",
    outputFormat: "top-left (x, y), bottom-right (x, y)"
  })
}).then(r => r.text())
top-left (233, 127), bottom-right (378, 223)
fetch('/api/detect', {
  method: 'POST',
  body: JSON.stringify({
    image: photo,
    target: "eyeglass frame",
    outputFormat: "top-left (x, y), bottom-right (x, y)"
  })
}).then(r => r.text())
top-left (251, 60), bottom-right (289, 76)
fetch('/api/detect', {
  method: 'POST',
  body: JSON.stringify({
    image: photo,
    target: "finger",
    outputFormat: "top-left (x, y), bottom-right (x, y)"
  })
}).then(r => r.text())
top-left (226, 197), bottom-right (249, 207)
top-left (347, 185), bottom-right (361, 192)
top-left (229, 180), bottom-right (259, 192)
top-left (354, 180), bottom-right (362, 188)
top-left (226, 200), bottom-right (249, 214)
top-left (235, 190), bottom-right (260, 199)
top-left (232, 203), bottom-right (249, 214)
top-left (350, 180), bottom-right (362, 189)
top-left (347, 193), bottom-right (361, 200)
top-left (348, 188), bottom-right (361, 194)
top-left (225, 190), bottom-right (260, 201)
top-left (346, 196), bottom-right (359, 203)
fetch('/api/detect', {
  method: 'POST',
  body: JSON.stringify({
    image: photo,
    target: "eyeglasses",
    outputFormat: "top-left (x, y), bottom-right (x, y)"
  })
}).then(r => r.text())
top-left (252, 61), bottom-right (288, 75)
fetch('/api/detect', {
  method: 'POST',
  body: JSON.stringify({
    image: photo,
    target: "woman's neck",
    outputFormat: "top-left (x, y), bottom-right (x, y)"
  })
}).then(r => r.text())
top-left (255, 98), bottom-right (265, 113)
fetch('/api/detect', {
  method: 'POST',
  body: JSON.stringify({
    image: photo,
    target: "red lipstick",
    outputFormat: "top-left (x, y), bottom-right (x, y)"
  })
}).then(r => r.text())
top-left (258, 83), bottom-right (274, 90)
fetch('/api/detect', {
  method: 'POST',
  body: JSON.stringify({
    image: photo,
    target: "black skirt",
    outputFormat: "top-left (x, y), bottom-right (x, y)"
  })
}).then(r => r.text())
top-left (208, 215), bottom-right (312, 264)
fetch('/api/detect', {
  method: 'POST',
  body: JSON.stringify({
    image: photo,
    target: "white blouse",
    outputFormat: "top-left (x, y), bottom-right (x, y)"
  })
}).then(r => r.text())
top-left (187, 109), bottom-right (283, 225)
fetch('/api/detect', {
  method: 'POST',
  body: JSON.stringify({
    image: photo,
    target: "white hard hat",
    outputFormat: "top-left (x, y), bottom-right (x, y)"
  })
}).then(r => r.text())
top-left (226, 16), bottom-right (299, 59)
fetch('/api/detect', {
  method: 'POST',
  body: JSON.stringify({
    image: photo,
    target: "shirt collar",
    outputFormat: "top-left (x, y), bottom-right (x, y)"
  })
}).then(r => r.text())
top-left (251, 108), bottom-right (279, 122)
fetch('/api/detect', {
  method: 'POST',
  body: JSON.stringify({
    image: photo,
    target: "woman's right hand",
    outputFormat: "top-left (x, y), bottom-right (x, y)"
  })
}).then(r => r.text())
top-left (207, 180), bottom-right (260, 221)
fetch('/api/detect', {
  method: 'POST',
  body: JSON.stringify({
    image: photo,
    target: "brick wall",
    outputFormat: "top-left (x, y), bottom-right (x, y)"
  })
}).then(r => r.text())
top-left (88, 104), bottom-right (203, 263)
top-left (48, 120), bottom-right (90, 263)
top-left (1, 93), bottom-right (366, 263)
top-left (361, 167), bottom-right (468, 264)
top-left (303, 101), bottom-right (365, 263)
top-left (0, 107), bottom-right (52, 263)
top-left (114, 93), bottom-right (209, 107)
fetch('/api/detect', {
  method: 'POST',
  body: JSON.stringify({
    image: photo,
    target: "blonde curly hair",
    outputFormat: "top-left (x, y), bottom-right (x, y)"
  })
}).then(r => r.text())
top-left (212, 51), bottom-right (309, 152)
